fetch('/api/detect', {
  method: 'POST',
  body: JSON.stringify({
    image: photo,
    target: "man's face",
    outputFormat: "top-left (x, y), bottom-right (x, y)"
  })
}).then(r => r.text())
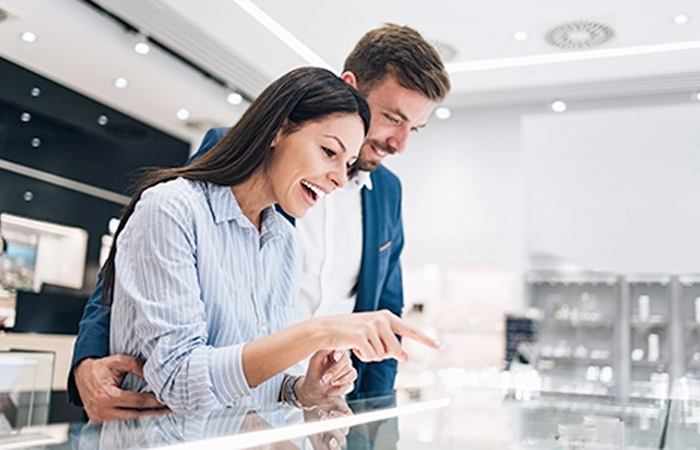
top-left (354, 76), bottom-right (436, 172)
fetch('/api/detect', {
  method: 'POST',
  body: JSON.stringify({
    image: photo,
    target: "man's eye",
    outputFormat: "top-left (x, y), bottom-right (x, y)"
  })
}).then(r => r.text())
top-left (323, 147), bottom-right (336, 157)
top-left (385, 115), bottom-right (399, 124)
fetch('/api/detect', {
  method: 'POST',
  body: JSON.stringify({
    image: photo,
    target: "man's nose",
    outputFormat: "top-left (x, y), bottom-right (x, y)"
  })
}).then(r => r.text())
top-left (387, 126), bottom-right (410, 154)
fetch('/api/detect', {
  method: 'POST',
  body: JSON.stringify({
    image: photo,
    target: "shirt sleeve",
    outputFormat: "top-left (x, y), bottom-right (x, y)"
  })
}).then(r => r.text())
top-left (112, 185), bottom-right (252, 412)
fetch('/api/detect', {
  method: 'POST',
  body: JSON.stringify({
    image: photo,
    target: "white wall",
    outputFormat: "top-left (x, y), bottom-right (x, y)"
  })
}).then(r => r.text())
top-left (385, 107), bottom-right (527, 267)
top-left (522, 102), bottom-right (700, 273)
top-left (384, 97), bottom-right (700, 313)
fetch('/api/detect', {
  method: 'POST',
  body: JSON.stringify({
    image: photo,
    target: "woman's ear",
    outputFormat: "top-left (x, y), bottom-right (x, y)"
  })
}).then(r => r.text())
top-left (271, 120), bottom-right (288, 148)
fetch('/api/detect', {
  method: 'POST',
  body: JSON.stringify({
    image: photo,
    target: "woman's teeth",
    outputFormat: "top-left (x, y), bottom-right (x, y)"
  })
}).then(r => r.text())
top-left (301, 180), bottom-right (326, 199)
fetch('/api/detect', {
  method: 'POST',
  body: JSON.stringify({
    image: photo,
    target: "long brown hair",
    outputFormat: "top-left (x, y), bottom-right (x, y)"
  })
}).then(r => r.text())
top-left (102, 67), bottom-right (370, 305)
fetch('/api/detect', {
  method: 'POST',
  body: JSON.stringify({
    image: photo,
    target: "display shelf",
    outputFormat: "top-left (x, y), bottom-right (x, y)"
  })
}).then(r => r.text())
top-left (540, 356), bottom-right (614, 365)
top-left (527, 271), bottom-right (619, 382)
top-left (537, 317), bottom-right (615, 328)
top-left (631, 360), bottom-right (668, 368)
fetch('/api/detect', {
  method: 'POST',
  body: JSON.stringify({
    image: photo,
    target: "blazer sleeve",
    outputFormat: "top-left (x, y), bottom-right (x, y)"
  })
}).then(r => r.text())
top-left (67, 270), bottom-right (111, 406)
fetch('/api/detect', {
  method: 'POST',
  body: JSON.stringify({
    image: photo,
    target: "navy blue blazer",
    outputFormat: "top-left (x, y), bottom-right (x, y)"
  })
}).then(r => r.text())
top-left (68, 127), bottom-right (404, 404)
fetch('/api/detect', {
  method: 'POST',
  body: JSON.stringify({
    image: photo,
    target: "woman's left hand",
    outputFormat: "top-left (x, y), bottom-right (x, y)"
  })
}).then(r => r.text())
top-left (296, 350), bottom-right (357, 405)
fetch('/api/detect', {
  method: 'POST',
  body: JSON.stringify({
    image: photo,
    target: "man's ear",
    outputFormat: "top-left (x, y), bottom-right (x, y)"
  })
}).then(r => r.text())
top-left (340, 71), bottom-right (358, 89)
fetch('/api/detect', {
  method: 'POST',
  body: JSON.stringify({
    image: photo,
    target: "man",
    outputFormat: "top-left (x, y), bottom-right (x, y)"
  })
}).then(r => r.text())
top-left (69, 24), bottom-right (450, 420)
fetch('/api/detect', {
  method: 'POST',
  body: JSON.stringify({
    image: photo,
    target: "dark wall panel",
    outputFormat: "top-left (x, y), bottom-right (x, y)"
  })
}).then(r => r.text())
top-left (0, 56), bottom-right (190, 332)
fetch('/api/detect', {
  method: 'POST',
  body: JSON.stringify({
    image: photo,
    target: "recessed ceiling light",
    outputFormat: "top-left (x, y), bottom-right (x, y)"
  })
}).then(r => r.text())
top-left (513, 31), bottom-right (528, 42)
top-left (435, 107), bottom-right (451, 120)
top-left (134, 42), bottom-right (150, 55)
top-left (20, 31), bottom-right (37, 43)
top-left (114, 77), bottom-right (129, 89)
top-left (176, 108), bottom-right (190, 120)
top-left (30, 86), bottom-right (41, 97)
top-left (674, 14), bottom-right (689, 25)
top-left (695, 91), bottom-right (700, 101)
top-left (551, 100), bottom-right (567, 113)
top-left (97, 115), bottom-right (109, 126)
top-left (227, 92), bottom-right (243, 105)
top-left (20, 112), bottom-right (31, 122)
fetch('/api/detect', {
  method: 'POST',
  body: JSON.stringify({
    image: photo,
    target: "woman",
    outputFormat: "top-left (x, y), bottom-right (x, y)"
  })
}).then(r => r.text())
top-left (103, 67), bottom-right (438, 413)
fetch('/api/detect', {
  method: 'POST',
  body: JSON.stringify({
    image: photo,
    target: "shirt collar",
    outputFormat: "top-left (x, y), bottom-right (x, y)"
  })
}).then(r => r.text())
top-left (348, 170), bottom-right (372, 191)
top-left (206, 182), bottom-right (282, 233)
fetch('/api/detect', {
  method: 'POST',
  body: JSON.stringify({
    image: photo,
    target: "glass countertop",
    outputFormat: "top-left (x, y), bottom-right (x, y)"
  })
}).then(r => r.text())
top-left (3, 375), bottom-right (697, 449)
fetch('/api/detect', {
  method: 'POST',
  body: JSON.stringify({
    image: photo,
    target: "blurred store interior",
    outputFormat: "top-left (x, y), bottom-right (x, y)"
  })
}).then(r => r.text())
top-left (1, 0), bottom-right (700, 446)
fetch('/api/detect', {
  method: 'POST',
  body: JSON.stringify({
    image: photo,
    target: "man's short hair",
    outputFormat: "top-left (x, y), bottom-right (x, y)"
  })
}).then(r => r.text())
top-left (343, 24), bottom-right (451, 102)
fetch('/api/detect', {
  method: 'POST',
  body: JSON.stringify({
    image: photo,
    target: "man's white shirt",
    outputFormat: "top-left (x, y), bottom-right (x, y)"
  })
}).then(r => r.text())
top-left (289, 171), bottom-right (372, 376)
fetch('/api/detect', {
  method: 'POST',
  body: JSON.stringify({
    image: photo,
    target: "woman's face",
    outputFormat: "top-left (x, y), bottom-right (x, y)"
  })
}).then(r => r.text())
top-left (268, 113), bottom-right (364, 218)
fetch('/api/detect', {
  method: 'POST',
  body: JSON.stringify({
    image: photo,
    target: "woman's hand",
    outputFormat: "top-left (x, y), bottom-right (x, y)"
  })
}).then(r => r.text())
top-left (296, 350), bottom-right (356, 404)
top-left (318, 310), bottom-right (441, 363)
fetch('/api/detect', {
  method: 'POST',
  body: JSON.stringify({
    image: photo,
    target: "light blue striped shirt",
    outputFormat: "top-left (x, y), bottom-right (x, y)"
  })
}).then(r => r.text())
top-left (110, 177), bottom-right (302, 413)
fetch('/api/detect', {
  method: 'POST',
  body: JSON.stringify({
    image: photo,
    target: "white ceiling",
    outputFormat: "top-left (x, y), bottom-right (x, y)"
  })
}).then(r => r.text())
top-left (0, 0), bottom-right (699, 143)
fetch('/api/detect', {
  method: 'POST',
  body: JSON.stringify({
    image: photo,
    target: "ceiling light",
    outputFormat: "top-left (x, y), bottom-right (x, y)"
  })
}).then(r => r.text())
top-left (446, 40), bottom-right (700, 73)
top-left (20, 112), bottom-right (31, 122)
top-left (513, 31), bottom-right (528, 42)
top-left (429, 40), bottom-right (458, 62)
top-left (551, 100), bottom-right (567, 113)
top-left (176, 108), bottom-right (190, 121)
top-left (30, 86), bottom-right (41, 97)
top-left (97, 115), bottom-right (109, 126)
top-left (674, 14), bottom-right (689, 25)
top-left (20, 31), bottom-right (37, 43)
top-left (114, 77), bottom-right (129, 89)
top-left (227, 92), bottom-right (243, 105)
top-left (435, 107), bottom-right (451, 120)
top-left (234, 0), bottom-right (332, 69)
top-left (695, 92), bottom-right (700, 101)
top-left (134, 41), bottom-right (150, 55)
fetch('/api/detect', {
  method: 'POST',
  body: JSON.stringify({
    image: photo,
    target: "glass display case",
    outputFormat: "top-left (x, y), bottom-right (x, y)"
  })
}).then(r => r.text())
top-left (0, 380), bottom-right (680, 449)
top-left (526, 271), bottom-right (620, 381)
top-left (678, 274), bottom-right (700, 380)
top-left (0, 350), bottom-right (54, 432)
top-left (625, 274), bottom-right (672, 384)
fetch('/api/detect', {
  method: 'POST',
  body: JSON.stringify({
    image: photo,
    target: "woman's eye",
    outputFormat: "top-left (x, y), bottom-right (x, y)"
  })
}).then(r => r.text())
top-left (323, 147), bottom-right (336, 157)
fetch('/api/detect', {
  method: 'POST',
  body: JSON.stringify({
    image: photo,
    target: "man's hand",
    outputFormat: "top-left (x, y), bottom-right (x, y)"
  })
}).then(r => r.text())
top-left (74, 355), bottom-right (168, 421)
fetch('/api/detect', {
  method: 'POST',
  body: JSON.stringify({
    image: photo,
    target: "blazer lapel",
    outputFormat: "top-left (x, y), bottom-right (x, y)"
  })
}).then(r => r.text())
top-left (356, 183), bottom-right (379, 312)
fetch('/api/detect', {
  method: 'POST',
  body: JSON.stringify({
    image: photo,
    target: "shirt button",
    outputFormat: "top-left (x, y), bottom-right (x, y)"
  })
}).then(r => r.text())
top-left (259, 325), bottom-right (267, 332)
top-left (234, 393), bottom-right (239, 399)
top-left (163, 336), bottom-right (170, 343)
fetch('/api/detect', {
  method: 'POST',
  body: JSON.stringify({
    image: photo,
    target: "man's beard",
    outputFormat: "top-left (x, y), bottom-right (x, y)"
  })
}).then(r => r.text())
top-left (351, 140), bottom-right (396, 174)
